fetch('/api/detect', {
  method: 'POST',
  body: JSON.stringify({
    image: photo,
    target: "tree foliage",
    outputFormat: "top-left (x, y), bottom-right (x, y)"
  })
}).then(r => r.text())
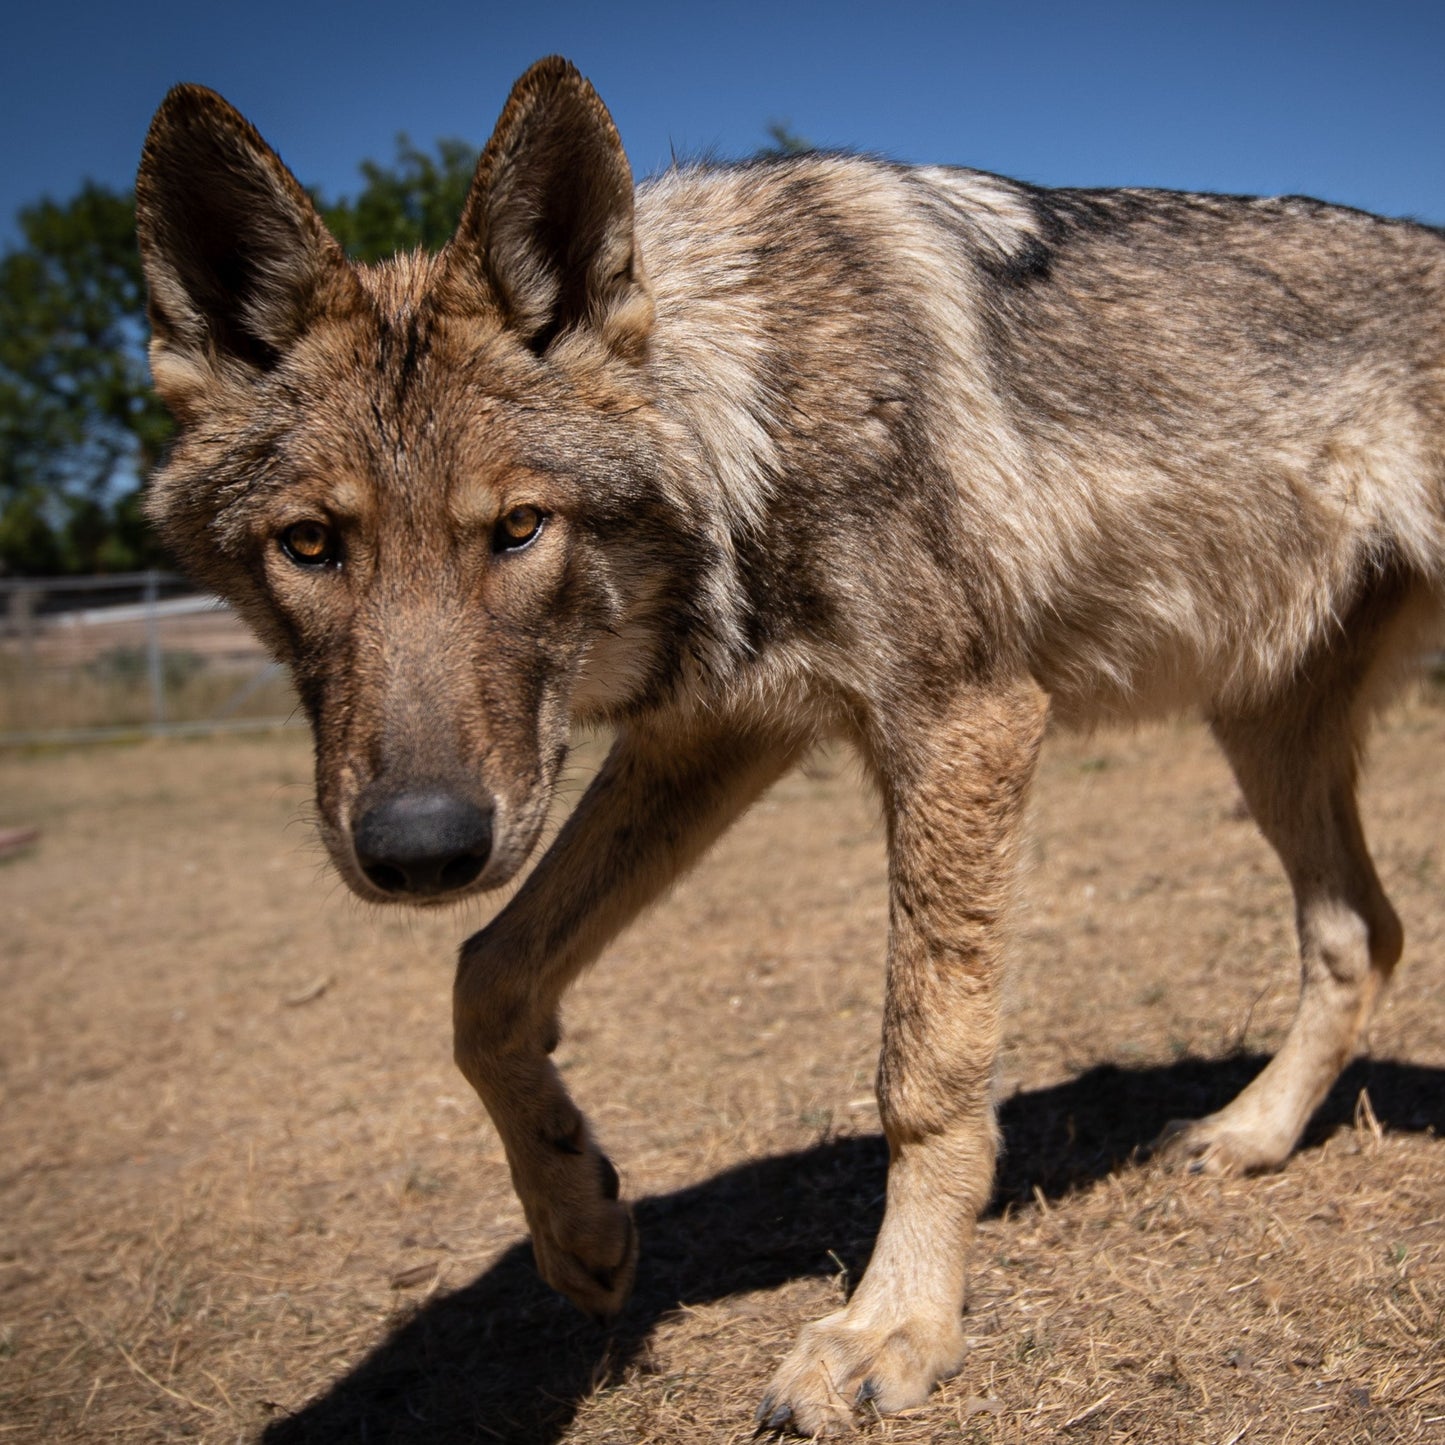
top-left (757, 121), bottom-right (811, 158)
top-left (0, 184), bottom-right (173, 573)
top-left (322, 136), bottom-right (477, 261)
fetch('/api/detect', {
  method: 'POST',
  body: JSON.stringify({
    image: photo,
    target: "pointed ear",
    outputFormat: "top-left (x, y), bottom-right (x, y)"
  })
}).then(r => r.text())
top-left (446, 57), bottom-right (652, 359)
top-left (136, 85), bottom-right (357, 409)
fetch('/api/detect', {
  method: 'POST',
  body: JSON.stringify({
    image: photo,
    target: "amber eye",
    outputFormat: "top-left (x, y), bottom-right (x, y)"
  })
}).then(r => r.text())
top-left (279, 521), bottom-right (338, 568)
top-left (493, 505), bottom-right (545, 552)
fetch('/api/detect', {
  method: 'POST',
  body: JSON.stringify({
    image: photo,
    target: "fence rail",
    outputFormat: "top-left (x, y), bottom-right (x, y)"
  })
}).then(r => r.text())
top-left (1, 571), bottom-right (299, 745)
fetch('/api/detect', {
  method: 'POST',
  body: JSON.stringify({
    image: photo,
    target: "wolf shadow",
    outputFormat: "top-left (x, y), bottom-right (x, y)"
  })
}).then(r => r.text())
top-left (262, 1053), bottom-right (1442, 1445)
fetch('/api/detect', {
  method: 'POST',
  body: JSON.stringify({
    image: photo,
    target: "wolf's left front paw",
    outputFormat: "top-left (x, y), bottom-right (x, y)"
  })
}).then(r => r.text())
top-left (529, 1192), bottom-right (638, 1321)
top-left (756, 1306), bottom-right (965, 1436)
top-left (519, 1138), bottom-right (638, 1320)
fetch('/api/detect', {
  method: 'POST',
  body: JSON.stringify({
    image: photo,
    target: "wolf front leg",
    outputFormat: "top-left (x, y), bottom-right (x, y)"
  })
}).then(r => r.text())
top-left (760, 681), bottom-right (1047, 1436)
top-left (453, 718), bottom-right (803, 1319)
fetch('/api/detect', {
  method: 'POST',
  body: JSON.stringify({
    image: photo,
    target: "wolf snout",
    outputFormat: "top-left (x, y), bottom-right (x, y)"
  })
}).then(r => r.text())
top-left (351, 787), bottom-right (493, 898)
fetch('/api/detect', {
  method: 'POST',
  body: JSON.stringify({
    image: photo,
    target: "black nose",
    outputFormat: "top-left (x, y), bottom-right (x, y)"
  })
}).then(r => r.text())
top-left (352, 788), bottom-right (493, 897)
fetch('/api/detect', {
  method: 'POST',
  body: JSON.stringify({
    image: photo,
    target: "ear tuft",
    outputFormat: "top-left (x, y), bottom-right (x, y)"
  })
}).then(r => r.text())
top-left (136, 84), bottom-right (355, 401)
top-left (445, 58), bottom-right (651, 359)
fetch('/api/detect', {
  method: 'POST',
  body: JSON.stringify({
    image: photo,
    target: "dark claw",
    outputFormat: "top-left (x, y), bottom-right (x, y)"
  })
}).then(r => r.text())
top-left (574, 1220), bottom-right (634, 1298)
top-left (597, 1152), bottom-right (621, 1201)
top-left (754, 1396), bottom-right (793, 1433)
top-left (575, 1263), bottom-right (621, 1327)
top-left (849, 1369), bottom-right (884, 1404)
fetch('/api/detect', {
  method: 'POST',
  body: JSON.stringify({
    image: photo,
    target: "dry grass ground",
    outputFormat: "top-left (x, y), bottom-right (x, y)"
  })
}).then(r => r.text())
top-left (1, 702), bottom-right (1442, 1443)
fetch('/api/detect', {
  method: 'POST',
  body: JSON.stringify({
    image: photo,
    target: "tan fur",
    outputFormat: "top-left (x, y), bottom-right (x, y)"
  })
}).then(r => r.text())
top-left (137, 57), bottom-right (1444, 1436)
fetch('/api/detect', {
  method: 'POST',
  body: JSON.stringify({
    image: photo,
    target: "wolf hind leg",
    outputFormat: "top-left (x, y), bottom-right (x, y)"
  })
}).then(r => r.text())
top-left (1160, 637), bottom-right (1406, 1175)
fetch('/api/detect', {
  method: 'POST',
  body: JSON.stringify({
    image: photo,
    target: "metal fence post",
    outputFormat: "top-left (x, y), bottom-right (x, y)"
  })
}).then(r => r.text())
top-left (6, 583), bottom-right (37, 725)
top-left (144, 569), bottom-right (166, 729)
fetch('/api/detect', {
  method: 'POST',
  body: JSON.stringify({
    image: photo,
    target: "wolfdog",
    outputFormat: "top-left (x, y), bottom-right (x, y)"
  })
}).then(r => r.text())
top-left (137, 56), bottom-right (1444, 1434)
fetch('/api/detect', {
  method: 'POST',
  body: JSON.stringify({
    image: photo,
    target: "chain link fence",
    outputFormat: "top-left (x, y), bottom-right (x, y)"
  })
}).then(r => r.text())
top-left (0, 571), bottom-right (299, 745)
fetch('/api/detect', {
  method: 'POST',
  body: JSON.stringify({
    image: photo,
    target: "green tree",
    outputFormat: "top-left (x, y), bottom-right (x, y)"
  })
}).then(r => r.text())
top-left (0, 183), bottom-right (173, 573)
top-left (323, 136), bottom-right (477, 262)
top-left (757, 122), bottom-right (811, 158)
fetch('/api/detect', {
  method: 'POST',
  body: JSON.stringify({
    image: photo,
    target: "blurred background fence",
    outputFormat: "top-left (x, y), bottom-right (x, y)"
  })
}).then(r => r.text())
top-left (0, 571), bottom-right (298, 745)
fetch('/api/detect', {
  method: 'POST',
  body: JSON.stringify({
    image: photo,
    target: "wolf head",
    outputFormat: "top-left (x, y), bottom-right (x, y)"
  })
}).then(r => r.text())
top-left (138, 58), bottom-right (700, 903)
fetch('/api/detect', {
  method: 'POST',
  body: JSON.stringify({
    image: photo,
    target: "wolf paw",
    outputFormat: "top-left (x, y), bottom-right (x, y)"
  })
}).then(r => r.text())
top-left (755, 1307), bottom-right (965, 1436)
top-left (524, 1148), bottom-right (638, 1320)
top-left (1155, 1116), bottom-right (1292, 1177)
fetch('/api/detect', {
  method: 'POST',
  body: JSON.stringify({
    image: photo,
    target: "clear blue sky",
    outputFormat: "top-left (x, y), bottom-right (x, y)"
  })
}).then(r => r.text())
top-left (3, 1), bottom-right (1444, 251)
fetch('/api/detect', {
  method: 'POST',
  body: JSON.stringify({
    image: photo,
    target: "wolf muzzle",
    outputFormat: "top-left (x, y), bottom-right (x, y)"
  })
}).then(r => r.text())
top-left (351, 787), bottom-right (493, 897)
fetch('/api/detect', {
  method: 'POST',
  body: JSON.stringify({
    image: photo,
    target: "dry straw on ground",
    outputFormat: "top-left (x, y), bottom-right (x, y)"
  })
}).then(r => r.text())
top-left (1, 704), bottom-right (1441, 1442)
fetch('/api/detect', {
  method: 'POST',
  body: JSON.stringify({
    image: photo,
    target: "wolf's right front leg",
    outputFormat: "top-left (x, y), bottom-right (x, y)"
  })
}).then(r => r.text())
top-left (759, 681), bottom-right (1047, 1435)
top-left (453, 720), bottom-right (802, 1318)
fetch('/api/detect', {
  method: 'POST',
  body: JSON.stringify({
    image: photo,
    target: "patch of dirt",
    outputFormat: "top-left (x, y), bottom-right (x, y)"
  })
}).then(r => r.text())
top-left (1, 704), bottom-right (1441, 1442)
